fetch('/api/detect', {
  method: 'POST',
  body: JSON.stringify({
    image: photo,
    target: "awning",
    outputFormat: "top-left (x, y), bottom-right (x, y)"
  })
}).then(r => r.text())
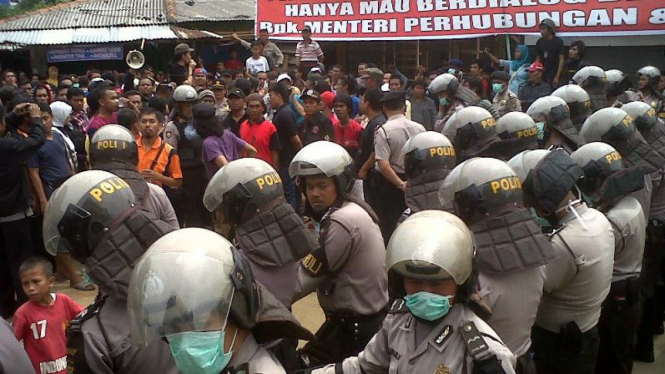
top-left (0, 25), bottom-right (222, 46)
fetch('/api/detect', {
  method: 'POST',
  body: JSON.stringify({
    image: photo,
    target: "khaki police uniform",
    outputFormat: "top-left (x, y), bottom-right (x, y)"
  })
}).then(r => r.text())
top-left (0, 319), bottom-right (35, 373)
top-left (297, 201), bottom-right (388, 365)
top-left (532, 203), bottom-right (615, 374)
top-left (492, 89), bottom-right (522, 117)
top-left (312, 302), bottom-right (516, 374)
top-left (373, 114), bottom-right (425, 241)
top-left (226, 334), bottom-right (286, 374)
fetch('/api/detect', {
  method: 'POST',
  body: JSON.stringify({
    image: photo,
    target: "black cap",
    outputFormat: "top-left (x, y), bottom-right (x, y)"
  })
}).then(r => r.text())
top-left (491, 71), bottom-right (511, 82)
top-left (234, 78), bottom-right (251, 96)
top-left (228, 88), bottom-right (245, 99)
top-left (193, 102), bottom-right (217, 120)
top-left (221, 69), bottom-right (232, 77)
top-left (300, 89), bottom-right (320, 102)
top-left (211, 79), bottom-right (226, 90)
top-left (381, 90), bottom-right (407, 103)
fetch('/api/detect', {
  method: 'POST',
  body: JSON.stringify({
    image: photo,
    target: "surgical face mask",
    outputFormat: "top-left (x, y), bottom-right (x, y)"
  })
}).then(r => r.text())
top-left (530, 207), bottom-right (551, 228)
top-left (404, 291), bottom-right (453, 321)
top-left (535, 122), bottom-right (545, 140)
top-left (439, 97), bottom-right (449, 106)
top-left (492, 83), bottom-right (504, 93)
top-left (167, 331), bottom-right (233, 374)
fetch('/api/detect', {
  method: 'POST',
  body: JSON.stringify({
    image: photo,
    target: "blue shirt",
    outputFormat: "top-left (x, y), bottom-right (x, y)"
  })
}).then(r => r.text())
top-left (27, 132), bottom-right (71, 198)
top-left (500, 59), bottom-right (529, 97)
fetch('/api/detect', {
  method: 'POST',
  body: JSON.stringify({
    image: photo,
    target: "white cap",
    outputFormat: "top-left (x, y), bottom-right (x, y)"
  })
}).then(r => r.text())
top-left (277, 73), bottom-right (292, 83)
top-left (381, 82), bottom-right (390, 92)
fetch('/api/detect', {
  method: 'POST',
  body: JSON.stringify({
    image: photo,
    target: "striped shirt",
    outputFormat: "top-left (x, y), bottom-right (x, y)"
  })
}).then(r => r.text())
top-left (295, 40), bottom-right (323, 62)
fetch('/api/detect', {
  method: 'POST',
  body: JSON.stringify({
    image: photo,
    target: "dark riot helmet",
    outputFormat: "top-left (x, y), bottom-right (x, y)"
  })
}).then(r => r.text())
top-left (89, 124), bottom-right (139, 166)
top-left (571, 142), bottom-right (644, 205)
top-left (203, 158), bottom-right (285, 225)
top-left (401, 131), bottom-right (457, 180)
top-left (442, 106), bottom-right (499, 162)
top-left (43, 170), bottom-right (136, 263)
top-left (621, 101), bottom-right (659, 134)
top-left (439, 157), bottom-right (523, 225)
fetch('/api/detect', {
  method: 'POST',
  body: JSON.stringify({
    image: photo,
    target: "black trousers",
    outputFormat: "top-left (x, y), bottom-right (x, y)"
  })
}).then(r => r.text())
top-left (301, 310), bottom-right (387, 367)
top-left (370, 170), bottom-right (406, 245)
top-left (170, 165), bottom-right (211, 228)
top-left (595, 278), bottom-right (642, 374)
top-left (0, 218), bottom-right (33, 318)
top-left (531, 324), bottom-right (600, 374)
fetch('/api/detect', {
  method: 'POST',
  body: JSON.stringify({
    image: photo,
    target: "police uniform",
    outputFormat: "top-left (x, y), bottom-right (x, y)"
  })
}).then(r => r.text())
top-left (0, 319), bottom-right (35, 373)
top-left (373, 91), bottom-right (426, 241)
top-left (290, 142), bottom-right (389, 366)
top-left (572, 66), bottom-right (609, 113)
top-left (313, 302), bottom-right (516, 374)
top-left (492, 89), bottom-right (521, 117)
top-left (225, 334), bottom-right (285, 374)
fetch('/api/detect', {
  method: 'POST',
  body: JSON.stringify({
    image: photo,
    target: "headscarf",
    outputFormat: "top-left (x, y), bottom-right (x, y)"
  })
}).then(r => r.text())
top-left (511, 45), bottom-right (531, 72)
top-left (50, 101), bottom-right (73, 128)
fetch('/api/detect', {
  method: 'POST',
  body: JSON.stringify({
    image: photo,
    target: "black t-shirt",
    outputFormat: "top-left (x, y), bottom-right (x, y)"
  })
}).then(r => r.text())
top-left (356, 114), bottom-right (386, 169)
top-left (222, 111), bottom-right (249, 137)
top-left (272, 105), bottom-right (299, 165)
top-left (535, 36), bottom-right (565, 83)
top-left (169, 62), bottom-right (189, 86)
top-left (298, 112), bottom-right (335, 146)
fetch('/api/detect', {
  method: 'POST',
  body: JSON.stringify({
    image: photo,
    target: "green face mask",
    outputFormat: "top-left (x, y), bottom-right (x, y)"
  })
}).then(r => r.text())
top-left (167, 331), bottom-right (233, 374)
top-left (535, 122), bottom-right (545, 140)
top-left (530, 207), bottom-right (551, 228)
top-left (492, 83), bottom-right (504, 93)
top-left (404, 291), bottom-right (453, 321)
top-left (439, 97), bottom-right (450, 106)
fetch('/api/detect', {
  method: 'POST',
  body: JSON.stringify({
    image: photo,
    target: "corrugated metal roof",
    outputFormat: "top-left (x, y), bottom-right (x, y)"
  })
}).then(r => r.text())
top-left (171, 0), bottom-right (254, 23)
top-left (170, 26), bottom-right (221, 39)
top-left (0, 25), bottom-right (176, 45)
top-left (0, 0), bottom-right (168, 31)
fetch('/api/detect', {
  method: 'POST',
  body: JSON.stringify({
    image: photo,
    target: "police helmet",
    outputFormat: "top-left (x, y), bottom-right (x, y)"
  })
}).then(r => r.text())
top-left (387, 210), bottom-right (473, 298)
top-left (401, 131), bottom-right (456, 180)
top-left (129, 228), bottom-right (259, 348)
top-left (439, 158), bottom-right (523, 224)
top-left (172, 84), bottom-right (198, 102)
top-left (507, 149), bottom-right (551, 183)
top-left (622, 101), bottom-right (659, 134)
top-left (442, 106), bottom-right (499, 161)
top-left (572, 66), bottom-right (607, 88)
top-left (580, 107), bottom-right (635, 144)
top-left (552, 85), bottom-right (592, 123)
top-left (571, 142), bottom-right (626, 203)
top-left (43, 170), bottom-right (136, 262)
top-left (289, 141), bottom-right (355, 193)
top-left (496, 112), bottom-right (538, 141)
top-left (428, 73), bottom-right (459, 96)
top-left (638, 66), bottom-right (661, 86)
top-left (605, 69), bottom-right (627, 96)
top-left (89, 124), bottom-right (138, 165)
top-left (203, 158), bottom-right (284, 225)
top-left (526, 96), bottom-right (570, 125)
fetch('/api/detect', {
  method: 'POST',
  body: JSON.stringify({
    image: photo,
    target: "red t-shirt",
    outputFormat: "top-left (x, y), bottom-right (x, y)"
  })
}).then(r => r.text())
top-left (334, 119), bottom-right (363, 151)
top-left (225, 59), bottom-right (244, 71)
top-left (86, 112), bottom-right (119, 140)
top-left (239, 119), bottom-right (281, 166)
top-left (13, 293), bottom-right (83, 374)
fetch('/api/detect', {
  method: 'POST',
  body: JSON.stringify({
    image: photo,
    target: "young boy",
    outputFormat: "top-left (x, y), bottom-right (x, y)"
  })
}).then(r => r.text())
top-left (12, 257), bottom-right (83, 374)
top-left (245, 41), bottom-right (270, 76)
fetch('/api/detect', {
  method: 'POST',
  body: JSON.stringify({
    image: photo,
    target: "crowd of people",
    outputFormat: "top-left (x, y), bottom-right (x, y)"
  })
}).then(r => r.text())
top-left (1, 17), bottom-right (665, 374)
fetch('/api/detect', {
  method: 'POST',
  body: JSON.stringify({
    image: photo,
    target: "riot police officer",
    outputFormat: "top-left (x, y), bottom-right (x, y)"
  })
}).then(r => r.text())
top-left (89, 124), bottom-right (179, 229)
top-left (526, 96), bottom-right (585, 152)
top-left (552, 84), bottom-right (592, 130)
top-left (571, 142), bottom-right (646, 373)
top-left (637, 66), bottom-right (665, 120)
top-left (430, 73), bottom-right (487, 132)
top-left (312, 210), bottom-right (517, 374)
top-left (164, 84), bottom-right (210, 228)
top-left (202, 158), bottom-right (319, 309)
top-left (508, 149), bottom-right (615, 374)
top-left (494, 112), bottom-right (540, 160)
top-left (128, 228), bottom-right (313, 374)
top-left (371, 90), bottom-right (425, 242)
top-left (439, 157), bottom-right (554, 373)
top-left (290, 141), bottom-right (388, 367)
top-left (42, 171), bottom-right (179, 373)
top-left (572, 66), bottom-right (609, 112)
top-left (622, 101), bottom-right (665, 158)
top-left (605, 69), bottom-right (642, 107)
top-left (400, 131), bottom-right (456, 214)
top-left (441, 106), bottom-right (501, 161)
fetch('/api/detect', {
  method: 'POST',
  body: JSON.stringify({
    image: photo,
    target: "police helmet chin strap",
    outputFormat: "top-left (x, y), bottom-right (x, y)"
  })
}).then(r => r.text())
top-left (554, 185), bottom-right (588, 231)
top-left (221, 287), bottom-right (239, 353)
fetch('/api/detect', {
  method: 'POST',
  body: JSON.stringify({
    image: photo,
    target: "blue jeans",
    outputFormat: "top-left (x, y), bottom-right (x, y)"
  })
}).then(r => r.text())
top-left (279, 166), bottom-right (298, 210)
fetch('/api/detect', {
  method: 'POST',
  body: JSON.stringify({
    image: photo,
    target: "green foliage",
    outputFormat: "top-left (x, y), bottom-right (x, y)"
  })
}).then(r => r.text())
top-left (0, 0), bottom-right (64, 20)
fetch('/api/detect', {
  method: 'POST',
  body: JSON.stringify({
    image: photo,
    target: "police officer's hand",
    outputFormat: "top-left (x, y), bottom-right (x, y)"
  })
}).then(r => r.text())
top-left (28, 103), bottom-right (41, 118)
top-left (398, 180), bottom-right (407, 192)
top-left (140, 169), bottom-right (162, 183)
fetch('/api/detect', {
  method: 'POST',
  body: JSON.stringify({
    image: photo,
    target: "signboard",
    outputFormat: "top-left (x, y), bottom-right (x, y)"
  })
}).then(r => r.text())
top-left (257, 0), bottom-right (665, 41)
top-left (47, 44), bottom-right (124, 63)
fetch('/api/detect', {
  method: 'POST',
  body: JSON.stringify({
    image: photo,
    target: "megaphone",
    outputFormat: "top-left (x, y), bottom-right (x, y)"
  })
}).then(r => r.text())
top-left (126, 50), bottom-right (145, 70)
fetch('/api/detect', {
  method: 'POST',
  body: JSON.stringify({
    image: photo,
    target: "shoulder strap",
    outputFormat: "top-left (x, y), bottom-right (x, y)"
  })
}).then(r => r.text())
top-left (149, 141), bottom-right (167, 171)
top-left (459, 321), bottom-right (490, 359)
top-left (605, 215), bottom-right (626, 254)
top-left (554, 231), bottom-right (586, 276)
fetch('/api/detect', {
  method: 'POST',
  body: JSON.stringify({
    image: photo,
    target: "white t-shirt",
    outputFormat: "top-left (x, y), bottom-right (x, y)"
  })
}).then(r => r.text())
top-left (246, 56), bottom-right (269, 76)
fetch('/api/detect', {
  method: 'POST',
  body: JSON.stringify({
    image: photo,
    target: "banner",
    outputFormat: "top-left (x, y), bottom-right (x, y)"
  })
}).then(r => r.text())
top-left (257, 0), bottom-right (665, 41)
top-left (47, 44), bottom-right (124, 63)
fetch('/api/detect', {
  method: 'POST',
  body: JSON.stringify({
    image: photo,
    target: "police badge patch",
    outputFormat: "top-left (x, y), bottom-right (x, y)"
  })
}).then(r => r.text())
top-left (165, 131), bottom-right (173, 138)
top-left (434, 364), bottom-right (451, 374)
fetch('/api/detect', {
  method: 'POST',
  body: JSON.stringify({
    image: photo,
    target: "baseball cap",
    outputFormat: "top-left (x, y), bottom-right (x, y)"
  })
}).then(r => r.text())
top-left (174, 43), bottom-right (194, 55)
top-left (277, 73), bottom-right (292, 83)
top-left (362, 67), bottom-right (384, 82)
top-left (301, 89), bottom-right (320, 102)
top-left (211, 79), bottom-right (226, 90)
top-left (540, 18), bottom-right (556, 31)
top-left (228, 88), bottom-right (245, 99)
top-left (527, 62), bottom-right (544, 72)
top-left (381, 90), bottom-right (407, 103)
top-left (193, 68), bottom-right (208, 76)
top-left (321, 91), bottom-right (335, 109)
top-left (449, 59), bottom-right (464, 68)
